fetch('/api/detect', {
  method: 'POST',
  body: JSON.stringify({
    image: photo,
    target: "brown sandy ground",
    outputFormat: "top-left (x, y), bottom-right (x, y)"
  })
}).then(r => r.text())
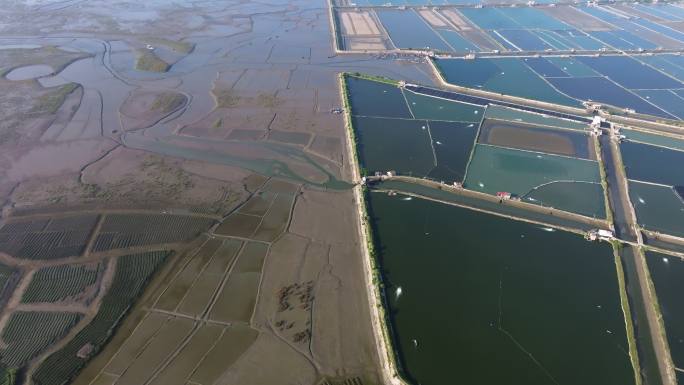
top-left (7, 148), bottom-right (251, 216)
top-left (0, 208), bottom-right (219, 383)
top-left (66, 178), bottom-right (378, 385)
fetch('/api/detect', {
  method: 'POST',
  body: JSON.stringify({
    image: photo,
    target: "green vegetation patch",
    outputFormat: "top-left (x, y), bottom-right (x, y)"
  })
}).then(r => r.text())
top-left (645, 251), bottom-right (684, 369)
top-left (523, 181), bottom-right (606, 218)
top-left (32, 251), bottom-right (169, 385)
top-left (213, 88), bottom-right (240, 108)
top-left (30, 83), bottom-right (79, 115)
top-left (352, 116), bottom-right (434, 177)
top-left (367, 193), bottom-right (635, 385)
top-left (0, 366), bottom-right (16, 385)
top-left (629, 181), bottom-right (684, 237)
top-left (0, 46), bottom-right (90, 75)
top-left (134, 50), bottom-right (170, 73)
top-left (464, 144), bottom-right (601, 197)
top-left (22, 263), bottom-right (104, 303)
top-left (0, 311), bottom-right (82, 368)
top-left (403, 90), bottom-right (484, 122)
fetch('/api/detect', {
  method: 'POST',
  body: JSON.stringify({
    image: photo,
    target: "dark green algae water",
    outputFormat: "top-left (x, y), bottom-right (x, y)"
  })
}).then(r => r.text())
top-left (368, 192), bottom-right (635, 385)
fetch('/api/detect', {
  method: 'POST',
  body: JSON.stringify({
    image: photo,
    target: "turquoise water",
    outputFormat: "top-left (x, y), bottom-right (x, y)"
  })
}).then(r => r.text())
top-left (435, 29), bottom-right (479, 52)
top-left (369, 192), bottom-right (635, 385)
top-left (623, 129), bottom-right (684, 152)
top-left (545, 57), bottom-right (601, 77)
top-left (645, 251), bottom-right (684, 369)
top-left (376, 9), bottom-right (451, 52)
top-left (464, 144), bottom-right (601, 196)
top-left (435, 58), bottom-right (581, 108)
top-left (484, 105), bottom-right (588, 131)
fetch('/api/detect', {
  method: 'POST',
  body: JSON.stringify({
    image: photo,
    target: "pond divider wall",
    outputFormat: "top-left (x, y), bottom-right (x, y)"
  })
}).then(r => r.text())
top-left (339, 73), bottom-right (410, 385)
top-left (613, 242), bottom-right (644, 385)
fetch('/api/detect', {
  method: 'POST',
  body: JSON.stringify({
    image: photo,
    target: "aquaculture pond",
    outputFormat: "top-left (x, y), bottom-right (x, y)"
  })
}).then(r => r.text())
top-left (372, 179), bottom-right (599, 231)
top-left (546, 76), bottom-right (674, 119)
top-left (348, 77), bottom-right (481, 183)
top-left (478, 119), bottom-right (594, 159)
top-left (645, 252), bottom-right (684, 370)
top-left (368, 192), bottom-right (635, 385)
top-left (403, 90), bottom-right (484, 122)
top-left (435, 58), bottom-right (580, 108)
top-left (464, 144), bottom-right (601, 196)
top-left (436, 55), bottom-right (684, 120)
top-left (524, 181), bottom-right (606, 219)
top-left (621, 141), bottom-right (684, 187)
top-left (629, 181), bottom-right (684, 237)
top-left (484, 105), bottom-right (588, 131)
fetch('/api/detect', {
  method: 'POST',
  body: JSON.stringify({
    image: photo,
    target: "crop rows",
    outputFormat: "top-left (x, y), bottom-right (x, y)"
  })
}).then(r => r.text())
top-left (22, 263), bottom-right (104, 304)
top-left (0, 219), bottom-right (50, 235)
top-left (32, 251), bottom-right (169, 385)
top-left (92, 214), bottom-right (213, 252)
top-left (0, 264), bottom-right (15, 295)
top-left (0, 215), bottom-right (98, 260)
top-left (0, 311), bottom-right (82, 368)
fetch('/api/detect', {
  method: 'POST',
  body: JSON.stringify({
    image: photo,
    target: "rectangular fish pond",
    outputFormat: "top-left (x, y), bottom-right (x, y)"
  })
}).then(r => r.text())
top-left (367, 192), bottom-right (637, 385)
top-left (346, 75), bottom-right (483, 184)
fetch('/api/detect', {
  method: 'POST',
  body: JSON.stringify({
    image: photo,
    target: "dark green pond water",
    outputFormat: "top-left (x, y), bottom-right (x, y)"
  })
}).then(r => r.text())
top-left (346, 76), bottom-right (411, 118)
top-left (645, 251), bottom-right (684, 369)
top-left (368, 192), bottom-right (635, 385)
